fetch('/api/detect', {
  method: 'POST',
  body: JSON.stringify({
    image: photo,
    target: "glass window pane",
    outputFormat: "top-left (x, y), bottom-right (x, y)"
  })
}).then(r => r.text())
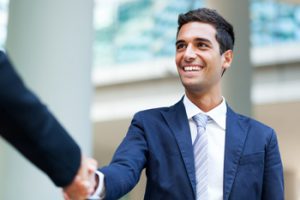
top-left (251, 0), bottom-right (300, 46)
top-left (93, 0), bottom-right (205, 68)
top-left (0, 0), bottom-right (9, 48)
top-left (94, 0), bottom-right (300, 68)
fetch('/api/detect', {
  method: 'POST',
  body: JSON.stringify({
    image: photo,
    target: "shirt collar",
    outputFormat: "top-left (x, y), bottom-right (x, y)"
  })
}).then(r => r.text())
top-left (183, 95), bottom-right (227, 130)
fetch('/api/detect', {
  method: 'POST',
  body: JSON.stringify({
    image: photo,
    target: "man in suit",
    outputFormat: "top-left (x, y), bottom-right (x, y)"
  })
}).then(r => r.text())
top-left (0, 51), bottom-right (97, 200)
top-left (93, 8), bottom-right (284, 199)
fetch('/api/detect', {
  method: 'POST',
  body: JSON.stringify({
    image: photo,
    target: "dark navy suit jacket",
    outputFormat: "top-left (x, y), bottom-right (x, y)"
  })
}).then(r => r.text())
top-left (0, 51), bottom-right (81, 187)
top-left (101, 98), bottom-right (284, 199)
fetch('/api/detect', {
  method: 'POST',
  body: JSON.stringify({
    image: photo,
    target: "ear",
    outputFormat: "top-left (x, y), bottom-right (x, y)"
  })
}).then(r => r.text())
top-left (222, 50), bottom-right (233, 70)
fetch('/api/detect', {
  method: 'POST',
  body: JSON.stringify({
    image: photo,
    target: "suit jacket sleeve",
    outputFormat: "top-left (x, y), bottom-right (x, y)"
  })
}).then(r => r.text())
top-left (100, 112), bottom-right (148, 200)
top-left (262, 130), bottom-right (284, 199)
top-left (0, 51), bottom-right (81, 187)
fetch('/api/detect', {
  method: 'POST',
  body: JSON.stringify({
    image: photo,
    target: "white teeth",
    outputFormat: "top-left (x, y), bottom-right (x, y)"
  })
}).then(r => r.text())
top-left (183, 66), bottom-right (201, 71)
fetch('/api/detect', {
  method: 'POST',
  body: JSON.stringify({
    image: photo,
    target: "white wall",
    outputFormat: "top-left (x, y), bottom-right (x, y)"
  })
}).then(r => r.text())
top-left (0, 0), bottom-right (94, 199)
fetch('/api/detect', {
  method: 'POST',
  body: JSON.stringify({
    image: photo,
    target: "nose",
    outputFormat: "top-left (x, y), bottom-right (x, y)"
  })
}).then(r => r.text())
top-left (183, 44), bottom-right (196, 62)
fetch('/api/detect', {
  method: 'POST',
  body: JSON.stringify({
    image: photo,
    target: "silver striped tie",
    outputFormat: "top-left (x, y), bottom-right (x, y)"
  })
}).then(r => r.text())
top-left (192, 113), bottom-right (209, 200)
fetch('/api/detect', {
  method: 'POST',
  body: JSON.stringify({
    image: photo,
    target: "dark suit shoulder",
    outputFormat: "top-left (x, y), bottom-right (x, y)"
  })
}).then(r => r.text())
top-left (138, 106), bottom-right (170, 113)
top-left (130, 104), bottom-right (180, 130)
top-left (227, 105), bottom-right (275, 140)
top-left (134, 105), bottom-right (172, 118)
top-left (135, 99), bottom-right (182, 116)
top-left (238, 113), bottom-right (273, 131)
top-left (235, 113), bottom-right (276, 147)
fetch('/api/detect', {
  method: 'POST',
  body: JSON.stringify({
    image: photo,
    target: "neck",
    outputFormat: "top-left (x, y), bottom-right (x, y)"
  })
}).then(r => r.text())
top-left (185, 90), bottom-right (223, 112)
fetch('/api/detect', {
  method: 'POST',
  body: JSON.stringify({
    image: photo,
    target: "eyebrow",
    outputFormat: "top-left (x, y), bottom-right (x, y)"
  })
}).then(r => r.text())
top-left (175, 37), bottom-right (213, 46)
top-left (175, 40), bottom-right (184, 46)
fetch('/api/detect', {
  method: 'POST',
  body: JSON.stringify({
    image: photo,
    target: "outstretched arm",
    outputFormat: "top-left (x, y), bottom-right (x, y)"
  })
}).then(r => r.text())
top-left (0, 51), bottom-right (94, 197)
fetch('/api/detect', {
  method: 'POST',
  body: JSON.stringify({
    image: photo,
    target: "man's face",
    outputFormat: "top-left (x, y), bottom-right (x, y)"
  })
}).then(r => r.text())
top-left (175, 22), bottom-right (232, 95)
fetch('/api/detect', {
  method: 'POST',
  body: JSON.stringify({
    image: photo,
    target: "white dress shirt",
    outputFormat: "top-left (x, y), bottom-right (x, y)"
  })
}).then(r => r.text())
top-left (88, 171), bottom-right (105, 199)
top-left (183, 95), bottom-right (226, 200)
top-left (91, 96), bottom-right (227, 199)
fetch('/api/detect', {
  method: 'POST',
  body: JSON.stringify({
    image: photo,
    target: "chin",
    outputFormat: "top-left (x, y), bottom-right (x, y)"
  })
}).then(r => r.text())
top-left (183, 83), bottom-right (205, 92)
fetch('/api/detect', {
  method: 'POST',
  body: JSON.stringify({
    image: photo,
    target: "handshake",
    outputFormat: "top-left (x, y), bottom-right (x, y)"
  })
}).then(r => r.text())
top-left (63, 156), bottom-right (99, 200)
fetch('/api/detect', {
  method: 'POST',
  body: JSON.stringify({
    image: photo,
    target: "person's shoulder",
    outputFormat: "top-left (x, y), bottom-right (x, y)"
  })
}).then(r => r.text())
top-left (227, 104), bottom-right (273, 131)
top-left (233, 112), bottom-right (280, 148)
top-left (236, 112), bottom-right (275, 134)
top-left (239, 113), bottom-right (271, 127)
top-left (127, 107), bottom-right (170, 127)
top-left (134, 99), bottom-right (183, 118)
top-left (134, 106), bottom-right (172, 118)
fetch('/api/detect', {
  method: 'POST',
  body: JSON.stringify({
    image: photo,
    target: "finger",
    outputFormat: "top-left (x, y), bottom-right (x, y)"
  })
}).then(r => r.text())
top-left (81, 158), bottom-right (97, 182)
top-left (87, 159), bottom-right (97, 174)
top-left (87, 178), bottom-right (96, 195)
top-left (86, 171), bottom-right (97, 194)
top-left (82, 180), bottom-right (91, 190)
top-left (78, 180), bottom-right (91, 197)
top-left (67, 176), bottom-right (89, 197)
top-left (63, 192), bottom-right (71, 200)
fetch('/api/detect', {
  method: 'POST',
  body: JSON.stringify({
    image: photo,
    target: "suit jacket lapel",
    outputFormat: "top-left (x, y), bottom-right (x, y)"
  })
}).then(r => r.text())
top-left (161, 99), bottom-right (196, 197)
top-left (223, 105), bottom-right (249, 200)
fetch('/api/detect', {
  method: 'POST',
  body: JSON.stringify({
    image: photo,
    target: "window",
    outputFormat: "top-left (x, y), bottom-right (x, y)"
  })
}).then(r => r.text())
top-left (93, 0), bottom-right (300, 70)
top-left (0, 0), bottom-right (9, 48)
top-left (251, 0), bottom-right (300, 46)
top-left (93, 0), bottom-right (204, 68)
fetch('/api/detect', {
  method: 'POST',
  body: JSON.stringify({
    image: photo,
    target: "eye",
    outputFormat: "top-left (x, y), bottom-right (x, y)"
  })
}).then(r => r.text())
top-left (176, 43), bottom-right (186, 51)
top-left (197, 42), bottom-right (209, 48)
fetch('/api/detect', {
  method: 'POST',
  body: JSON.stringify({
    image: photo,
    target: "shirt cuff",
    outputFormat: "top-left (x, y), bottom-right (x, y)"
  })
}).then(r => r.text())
top-left (88, 170), bottom-right (105, 200)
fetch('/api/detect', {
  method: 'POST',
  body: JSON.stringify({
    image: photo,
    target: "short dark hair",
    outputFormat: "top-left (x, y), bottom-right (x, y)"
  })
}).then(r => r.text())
top-left (177, 8), bottom-right (235, 54)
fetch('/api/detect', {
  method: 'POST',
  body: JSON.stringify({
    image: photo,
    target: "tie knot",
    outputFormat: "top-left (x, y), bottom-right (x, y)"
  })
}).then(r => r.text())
top-left (192, 113), bottom-right (208, 128)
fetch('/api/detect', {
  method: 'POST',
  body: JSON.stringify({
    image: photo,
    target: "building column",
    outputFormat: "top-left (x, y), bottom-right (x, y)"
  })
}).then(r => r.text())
top-left (206, 0), bottom-right (252, 116)
top-left (0, 0), bottom-right (94, 199)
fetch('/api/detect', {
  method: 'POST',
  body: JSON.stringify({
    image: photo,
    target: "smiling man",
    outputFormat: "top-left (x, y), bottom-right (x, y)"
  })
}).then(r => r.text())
top-left (92, 8), bottom-right (284, 200)
top-left (175, 21), bottom-right (232, 111)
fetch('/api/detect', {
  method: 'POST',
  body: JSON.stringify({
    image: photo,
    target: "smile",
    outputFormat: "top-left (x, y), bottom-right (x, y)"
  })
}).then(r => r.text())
top-left (183, 66), bottom-right (203, 72)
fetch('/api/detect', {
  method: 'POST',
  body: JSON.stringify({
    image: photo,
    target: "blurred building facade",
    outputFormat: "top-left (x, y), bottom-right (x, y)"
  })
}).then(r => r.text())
top-left (0, 0), bottom-right (300, 199)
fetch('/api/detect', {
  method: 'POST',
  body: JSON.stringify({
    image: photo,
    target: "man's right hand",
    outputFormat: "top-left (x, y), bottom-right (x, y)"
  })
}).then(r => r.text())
top-left (63, 156), bottom-right (98, 200)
